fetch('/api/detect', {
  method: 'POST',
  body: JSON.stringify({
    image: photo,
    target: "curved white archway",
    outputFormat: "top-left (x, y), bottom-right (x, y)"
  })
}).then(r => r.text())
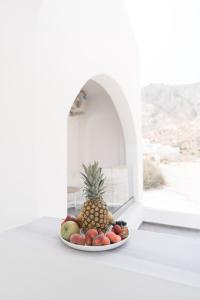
top-left (67, 74), bottom-right (139, 214)
top-left (0, 0), bottom-right (140, 229)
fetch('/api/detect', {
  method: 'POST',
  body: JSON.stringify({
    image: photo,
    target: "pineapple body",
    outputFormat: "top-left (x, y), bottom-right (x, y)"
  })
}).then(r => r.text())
top-left (80, 161), bottom-right (110, 233)
top-left (81, 198), bottom-right (109, 232)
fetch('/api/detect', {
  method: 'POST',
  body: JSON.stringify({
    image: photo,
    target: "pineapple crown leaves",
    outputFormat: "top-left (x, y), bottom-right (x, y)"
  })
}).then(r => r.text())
top-left (81, 161), bottom-right (106, 200)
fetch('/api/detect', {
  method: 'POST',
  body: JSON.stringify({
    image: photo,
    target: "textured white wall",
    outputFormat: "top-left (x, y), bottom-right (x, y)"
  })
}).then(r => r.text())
top-left (78, 81), bottom-right (126, 168)
top-left (0, 0), bottom-right (141, 230)
top-left (35, 0), bottom-right (141, 218)
top-left (67, 80), bottom-right (126, 185)
top-left (0, 0), bottom-right (41, 231)
top-left (124, 0), bottom-right (200, 86)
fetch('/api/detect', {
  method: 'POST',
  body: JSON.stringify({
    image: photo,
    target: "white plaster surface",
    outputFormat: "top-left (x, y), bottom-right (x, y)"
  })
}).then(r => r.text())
top-left (0, 0), bottom-right (141, 232)
top-left (67, 80), bottom-right (126, 177)
top-left (0, 217), bottom-right (200, 299)
top-left (140, 222), bottom-right (200, 239)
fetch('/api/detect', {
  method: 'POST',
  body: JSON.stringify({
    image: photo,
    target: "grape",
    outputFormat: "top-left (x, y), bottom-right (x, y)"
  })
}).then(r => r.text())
top-left (116, 220), bottom-right (127, 226)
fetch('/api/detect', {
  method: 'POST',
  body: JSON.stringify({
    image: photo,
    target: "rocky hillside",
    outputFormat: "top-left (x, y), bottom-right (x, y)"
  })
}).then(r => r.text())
top-left (142, 83), bottom-right (200, 158)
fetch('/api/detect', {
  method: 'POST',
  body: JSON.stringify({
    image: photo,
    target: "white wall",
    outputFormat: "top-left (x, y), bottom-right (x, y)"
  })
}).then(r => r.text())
top-left (124, 0), bottom-right (200, 86)
top-left (0, 0), bottom-right (41, 231)
top-left (0, 0), bottom-right (141, 230)
top-left (79, 80), bottom-right (126, 168)
top-left (67, 79), bottom-right (126, 185)
top-left (67, 116), bottom-right (81, 185)
top-left (35, 0), bottom-right (141, 218)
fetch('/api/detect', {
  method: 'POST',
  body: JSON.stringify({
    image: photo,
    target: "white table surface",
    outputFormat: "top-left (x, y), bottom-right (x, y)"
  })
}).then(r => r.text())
top-left (0, 217), bottom-right (200, 300)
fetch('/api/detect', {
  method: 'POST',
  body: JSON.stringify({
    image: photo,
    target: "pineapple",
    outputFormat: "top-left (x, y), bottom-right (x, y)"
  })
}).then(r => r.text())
top-left (80, 161), bottom-right (110, 233)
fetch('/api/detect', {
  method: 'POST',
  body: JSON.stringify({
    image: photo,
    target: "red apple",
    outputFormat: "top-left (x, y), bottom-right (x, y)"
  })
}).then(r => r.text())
top-left (61, 215), bottom-right (79, 226)
top-left (112, 224), bottom-right (122, 235)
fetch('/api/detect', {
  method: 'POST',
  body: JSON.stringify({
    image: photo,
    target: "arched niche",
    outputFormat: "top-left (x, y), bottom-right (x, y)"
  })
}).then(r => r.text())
top-left (67, 74), bottom-right (137, 215)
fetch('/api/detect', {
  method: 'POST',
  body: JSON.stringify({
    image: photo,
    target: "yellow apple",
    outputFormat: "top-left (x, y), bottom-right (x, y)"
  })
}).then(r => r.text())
top-left (61, 221), bottom-right (80, 241)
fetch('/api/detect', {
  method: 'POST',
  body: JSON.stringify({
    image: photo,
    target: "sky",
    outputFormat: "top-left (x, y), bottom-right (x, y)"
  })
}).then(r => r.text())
top-left (123, 0), bottom-right (200, 87)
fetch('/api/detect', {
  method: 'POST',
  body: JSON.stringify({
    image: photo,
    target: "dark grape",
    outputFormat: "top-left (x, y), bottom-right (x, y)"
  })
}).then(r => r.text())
top-left (116, 220), bottom-right (127, 226)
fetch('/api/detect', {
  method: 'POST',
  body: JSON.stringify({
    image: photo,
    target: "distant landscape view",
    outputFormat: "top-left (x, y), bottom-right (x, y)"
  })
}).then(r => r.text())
top-left (142, 83), bottom-right (200, 213)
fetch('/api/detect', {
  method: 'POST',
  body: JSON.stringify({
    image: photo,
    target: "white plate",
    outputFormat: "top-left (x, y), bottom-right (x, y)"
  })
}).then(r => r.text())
top-left (59, 233), bottom-right (130, 252)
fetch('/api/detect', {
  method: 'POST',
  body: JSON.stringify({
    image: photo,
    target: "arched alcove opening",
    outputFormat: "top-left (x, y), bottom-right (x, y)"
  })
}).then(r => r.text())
top-left (67, 75), bottom-right (137, 216)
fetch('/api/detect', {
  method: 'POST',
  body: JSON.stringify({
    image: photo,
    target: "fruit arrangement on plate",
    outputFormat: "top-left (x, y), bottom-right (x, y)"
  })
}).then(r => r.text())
top-left (60, 162), bottom-right (130, 251)
top-left (60, 215), bottom-right (129, 250)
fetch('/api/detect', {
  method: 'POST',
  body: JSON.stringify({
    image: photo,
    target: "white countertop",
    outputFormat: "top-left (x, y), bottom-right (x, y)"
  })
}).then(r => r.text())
top-left (0, 217), bottom-right (200, 300)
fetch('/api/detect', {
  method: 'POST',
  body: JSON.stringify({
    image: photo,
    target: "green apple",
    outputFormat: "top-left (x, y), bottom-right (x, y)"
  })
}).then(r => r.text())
top-left (61, 221), bottom-right (80, 241)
